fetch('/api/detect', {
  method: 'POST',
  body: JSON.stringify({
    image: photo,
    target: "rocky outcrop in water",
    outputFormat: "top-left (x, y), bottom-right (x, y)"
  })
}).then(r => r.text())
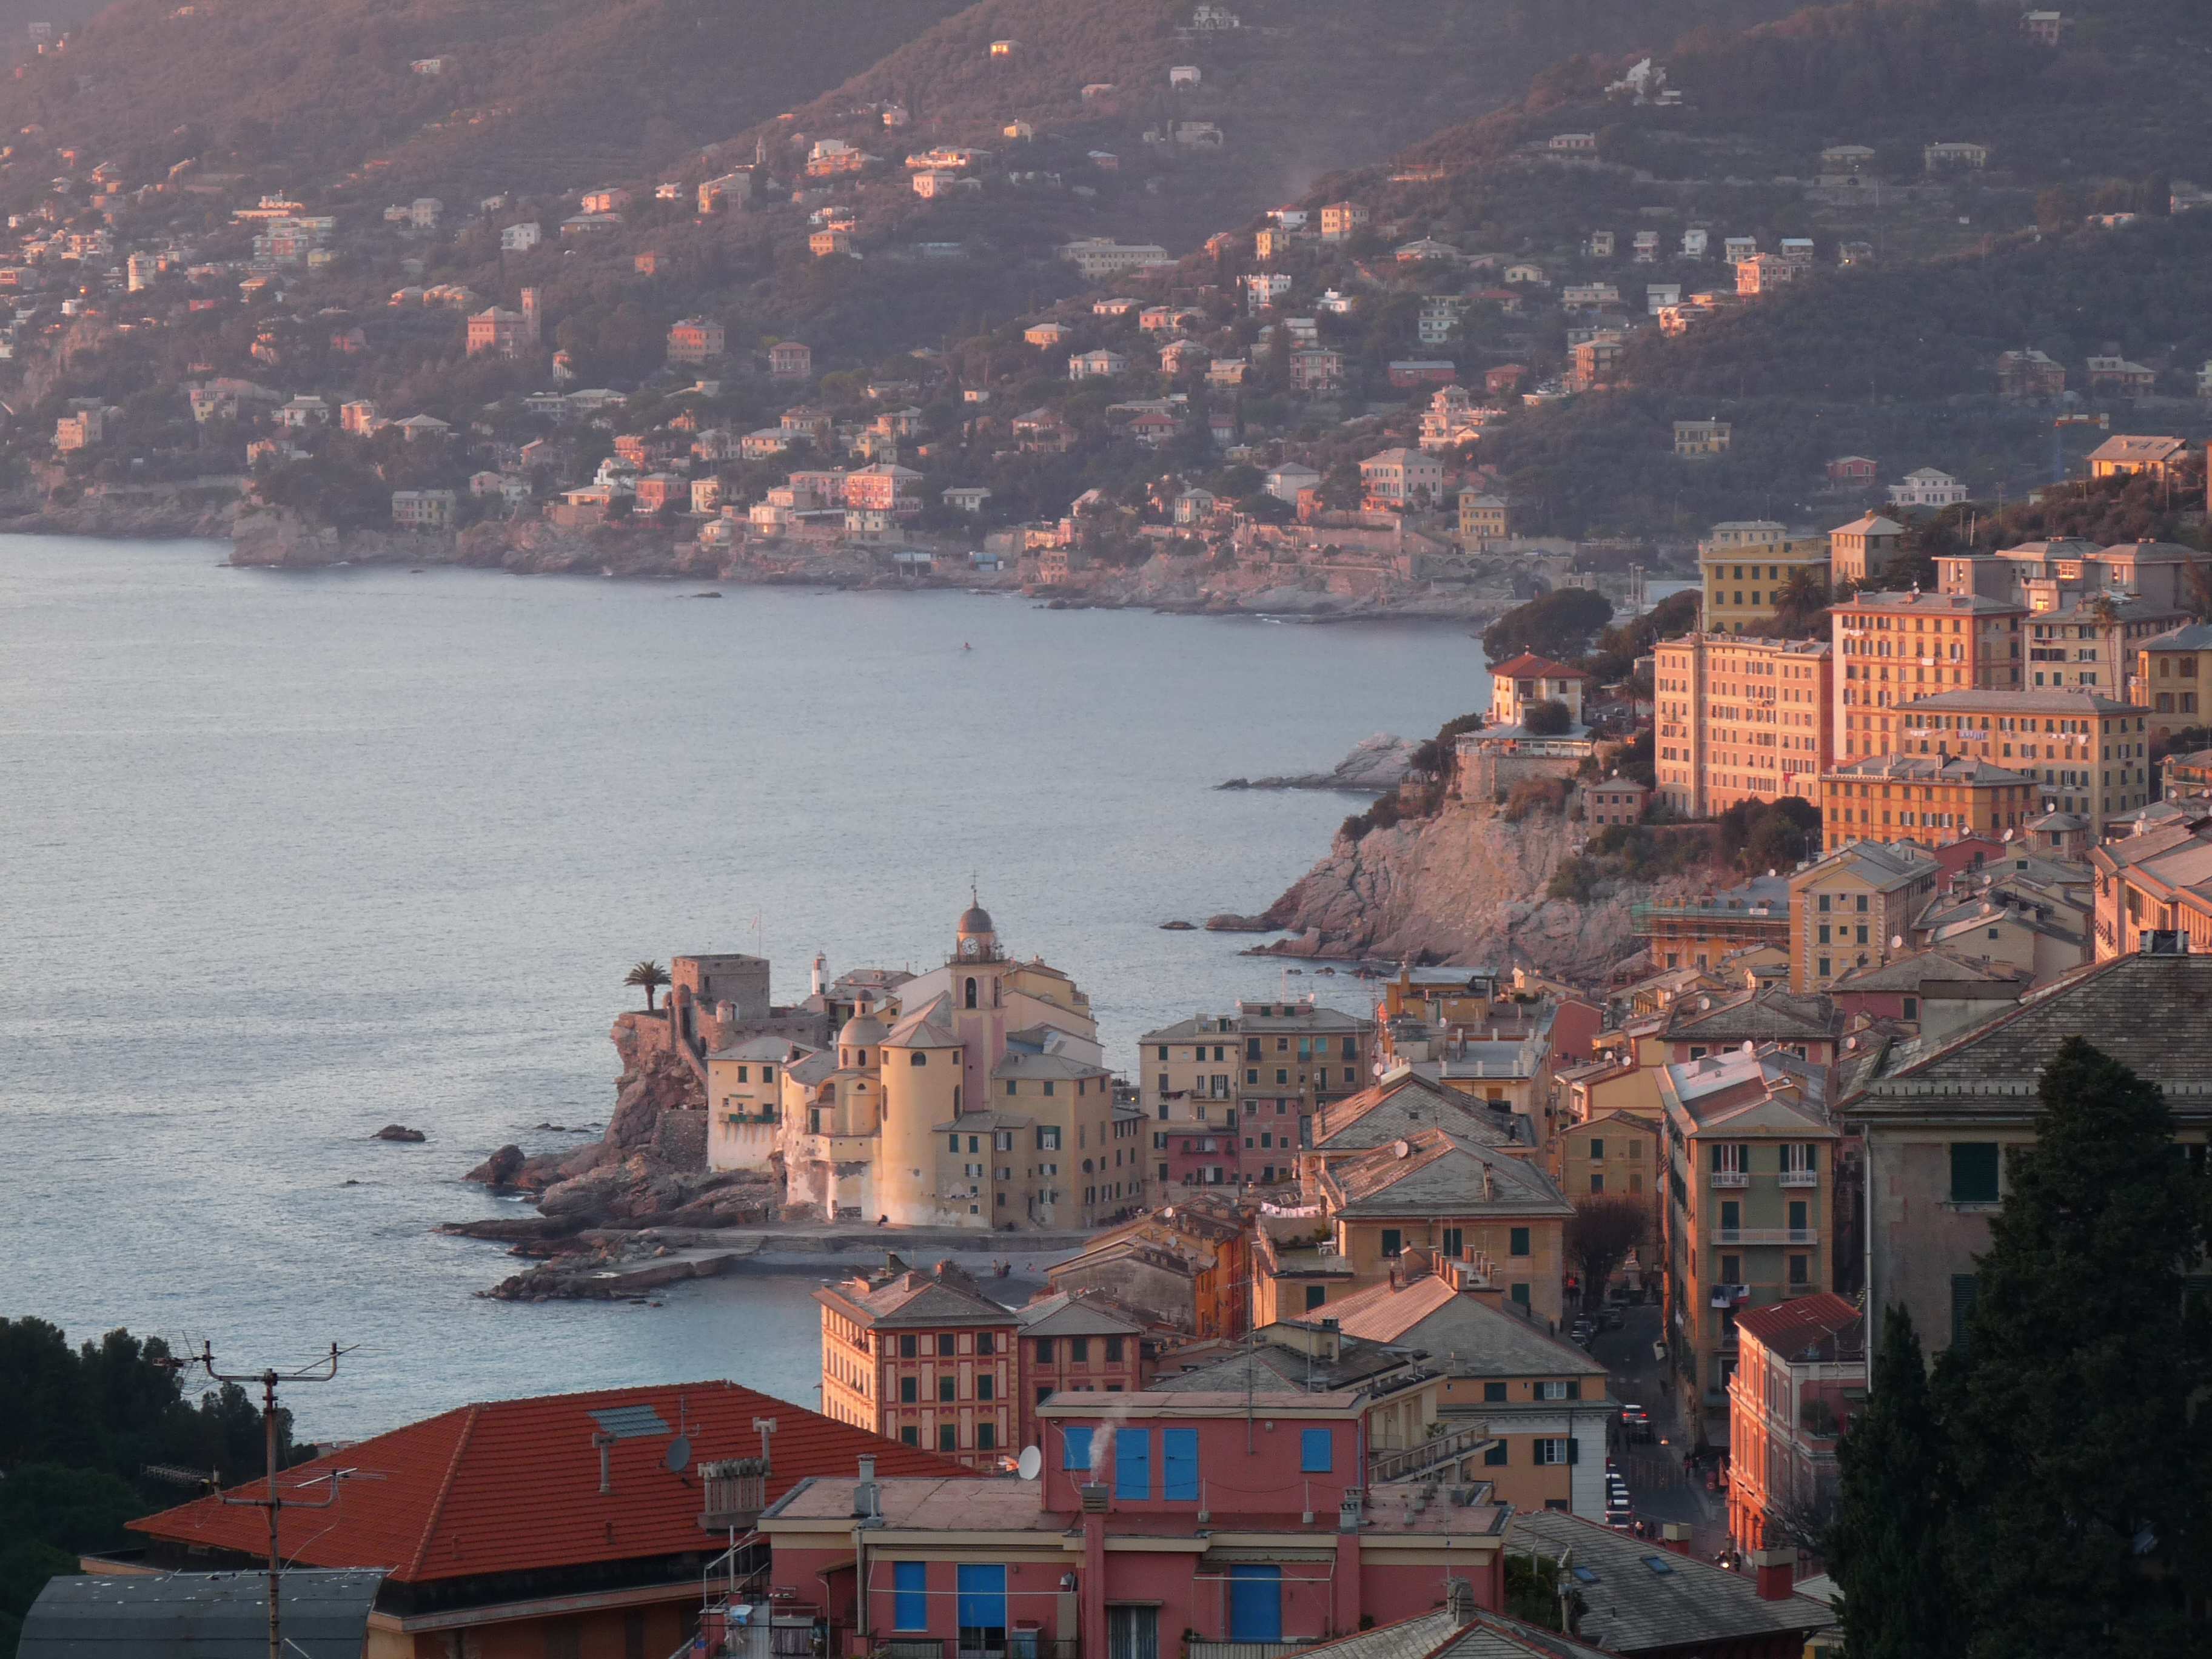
top-left (1218, 733), bottom-right (1419, 793)
top-left (1247, 798), bottom-right (1706, 976)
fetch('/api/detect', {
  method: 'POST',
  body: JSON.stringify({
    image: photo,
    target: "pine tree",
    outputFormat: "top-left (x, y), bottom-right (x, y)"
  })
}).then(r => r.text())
top-left (1828, 1305), bottom-right (1952, 1659)
top-left (1937, 1037), bottom-right (2210, 1657)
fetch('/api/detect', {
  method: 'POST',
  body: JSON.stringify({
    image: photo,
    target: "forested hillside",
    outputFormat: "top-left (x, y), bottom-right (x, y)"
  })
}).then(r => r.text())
top-left (0, 0), bottom-right (973, 203)
top-left (733, 0), bottom-right (1803, 254)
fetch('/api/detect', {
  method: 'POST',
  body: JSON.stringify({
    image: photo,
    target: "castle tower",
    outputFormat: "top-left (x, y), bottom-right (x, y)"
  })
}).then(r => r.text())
top-left (520, 286), bottom-right (540, 344)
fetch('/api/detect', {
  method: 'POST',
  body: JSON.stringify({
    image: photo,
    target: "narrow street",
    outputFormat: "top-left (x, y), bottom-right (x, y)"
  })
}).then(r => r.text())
top-left (1588, 1301), bottom-right (1732, 1558)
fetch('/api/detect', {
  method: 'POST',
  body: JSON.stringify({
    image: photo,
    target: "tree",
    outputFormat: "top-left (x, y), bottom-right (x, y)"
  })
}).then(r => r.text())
top-left (1480, 588), bottom-right (1615, 665)
top-left (1936, 1038), bottom-right (2211, 1657)
top-left (1563, 1194), bottom-right (1647, 1308)
top-left (1828, 1307), bottom-right (1953, 1659)
top-left (1521, 697), bottom-right (1572, 736)
top-left (623, 960), bottom-right (669, 1011)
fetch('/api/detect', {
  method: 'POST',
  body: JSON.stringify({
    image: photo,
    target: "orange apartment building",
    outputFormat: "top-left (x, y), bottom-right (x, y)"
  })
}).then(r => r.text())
top-left (1014, 1291), bottom-right (1155, 1446)
top-left (1854, 688), bottom-right (2154, 834)
top-left (1815, 752), bottom-right (2041, 850)
top-left (1726, 1293), bottom-right (1865, 1553)
top-left (816, 1256), bottom-right (1020, 1467)
top-left (1654, 634), bottom-right (1834, 817)
top-left (2090, 815), bottom-right (2212, 959)
top-left (1831, 590), bottom-right (2026, 761)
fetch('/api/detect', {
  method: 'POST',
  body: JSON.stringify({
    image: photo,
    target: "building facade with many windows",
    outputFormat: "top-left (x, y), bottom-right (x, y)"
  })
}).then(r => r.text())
top-left (816, 1256), bottom-right (1022, 1467)
top-left (1654, 633), bottom-right (1834, 817)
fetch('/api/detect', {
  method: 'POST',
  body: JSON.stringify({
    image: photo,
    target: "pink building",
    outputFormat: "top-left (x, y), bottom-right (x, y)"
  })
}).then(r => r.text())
top-left (757, 1321), bottom-right (1510, 1657)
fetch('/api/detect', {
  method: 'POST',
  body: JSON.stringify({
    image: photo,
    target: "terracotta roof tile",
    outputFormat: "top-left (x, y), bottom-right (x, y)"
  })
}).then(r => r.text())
top-left (130, 1381), bottom-right (971, 1583)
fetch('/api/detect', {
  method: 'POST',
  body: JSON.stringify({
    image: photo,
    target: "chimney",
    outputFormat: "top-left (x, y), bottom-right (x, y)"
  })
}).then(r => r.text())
top-left (1661, 1522), bottom-right (1692, 1555)
top-left (1752, 1546), bottom-right (1795, 1601)
top-left (1443, 1577), bottom-right (1476, 1620)
top-left (1337, 1492), bottom-right (1362, 1533)
top-left (1079, 1482), bottom-right (1109, 1513)
top-left (853, 1455), bottom-right (879, 1520)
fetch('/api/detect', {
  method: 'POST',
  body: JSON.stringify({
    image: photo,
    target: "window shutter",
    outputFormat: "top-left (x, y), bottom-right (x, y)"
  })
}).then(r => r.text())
top-left (1566, 1437), bottom-right (1580, 1465)
top-left (1566, 1381), bottom-right (1580, 1400)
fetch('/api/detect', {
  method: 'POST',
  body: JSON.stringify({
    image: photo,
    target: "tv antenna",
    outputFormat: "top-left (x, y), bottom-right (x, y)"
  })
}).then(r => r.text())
top-left (183, 1341), bottom-right (350, 1659)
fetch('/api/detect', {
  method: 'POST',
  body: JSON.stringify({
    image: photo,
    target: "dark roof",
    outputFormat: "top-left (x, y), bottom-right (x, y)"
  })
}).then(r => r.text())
top-left (1849, 949), bottom-right (2212, 1116)
top-left (132, 1382), bottom-right (968, 1583)
top-left (21, 1571), bottom-right (382, 1659)
top-left (816, 1256), bottom-right (1019, 1330)
top-left (1282, 1603), bottom-right (1619, 1659)
top-left (1509, 1512), bottom-right (1834, 1652)
top-left (1831, 947), bottom-right (2029, 996)
top-left (1659, 987), bottom-right (1839, 1046)
top-left (1148, 1323), bottom-right (1421, 1398)
top-left (1312, 1073), bottom-right (1529, 1155)
top-left (1322, 1128), bottom-right (1573, 1220)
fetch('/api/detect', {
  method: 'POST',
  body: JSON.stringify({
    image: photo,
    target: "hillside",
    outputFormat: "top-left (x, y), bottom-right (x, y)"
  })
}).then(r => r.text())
top-left (0, 0), bottom-right (972, 202)
top-left (731, 0), bottom-right (1803, 254)
top-left (1080, 0), bottom-right (2212, 541)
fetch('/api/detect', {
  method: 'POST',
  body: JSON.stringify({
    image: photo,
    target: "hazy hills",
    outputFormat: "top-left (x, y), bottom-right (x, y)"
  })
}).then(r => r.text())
top-left (0, 0), bottom-right (973, 200)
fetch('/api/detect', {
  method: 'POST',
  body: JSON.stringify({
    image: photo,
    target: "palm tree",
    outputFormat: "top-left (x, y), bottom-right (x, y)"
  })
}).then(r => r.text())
top-left (623, 960), bottom-right (669, 1011)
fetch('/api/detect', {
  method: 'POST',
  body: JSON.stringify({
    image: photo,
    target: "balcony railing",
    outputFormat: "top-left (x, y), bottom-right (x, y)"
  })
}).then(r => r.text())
top-left (1713, 1228), bottom-right (1818, 1245)
top-left (1709, 1171), bottom-right (1749, 1188)
top-left (1189, 1644), bottom-right (1305, 1659)
top-left (1778, 1169), bottom-right (1818, 1187)
top-left (1368, 1419), bottom-right (1493, 1484)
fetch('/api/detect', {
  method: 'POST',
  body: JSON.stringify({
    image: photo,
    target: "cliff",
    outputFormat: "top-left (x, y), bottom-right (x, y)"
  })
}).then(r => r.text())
top-left (1248, 799), bottom-right (1707, 977)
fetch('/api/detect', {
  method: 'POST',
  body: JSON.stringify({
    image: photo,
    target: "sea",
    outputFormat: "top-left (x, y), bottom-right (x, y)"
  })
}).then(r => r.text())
top-left (0, 537), bottom-right (1489, 1439)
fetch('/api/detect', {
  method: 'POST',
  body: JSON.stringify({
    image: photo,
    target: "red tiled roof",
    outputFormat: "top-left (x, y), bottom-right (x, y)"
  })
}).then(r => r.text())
top-left (1733, 1292), bottom-right (1860, 1358)
top-left (130, 1380), bottom-right (970, 1583)
top-left (1489, 652), bottom-right (1591, 680)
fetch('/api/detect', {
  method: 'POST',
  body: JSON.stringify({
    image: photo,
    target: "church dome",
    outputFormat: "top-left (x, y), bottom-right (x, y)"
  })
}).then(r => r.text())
top-left (838, 1012), bottom-right (889, 1050)
top-left (957, 903), bottom-right (995, 937)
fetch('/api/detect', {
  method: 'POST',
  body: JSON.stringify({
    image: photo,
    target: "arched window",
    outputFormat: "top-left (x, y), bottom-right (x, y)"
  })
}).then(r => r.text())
top-left (910, 1051), bottom-right (927, 1067)
top-left (965, 977), bottom-right (978, 1010)
top-left (856, 1050), bottom-right (866, 1067)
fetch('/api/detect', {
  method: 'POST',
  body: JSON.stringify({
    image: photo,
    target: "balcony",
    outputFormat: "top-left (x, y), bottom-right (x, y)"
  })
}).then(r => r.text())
top-left (1709, 1171), bottom-right (1749, 1189)
top-left (1778, 1169), bottom-right (1818, 1187)
top-left (1368, 1419), bottom-right (1495, 1484)
top-left (1713, 1228), bottom-right (1818, 1245)
top-left (1189, 1645), bottom-right (1305, 1659)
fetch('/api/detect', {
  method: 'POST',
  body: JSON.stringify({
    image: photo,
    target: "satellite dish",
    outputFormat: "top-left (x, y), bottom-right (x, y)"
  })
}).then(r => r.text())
top-left (1016, 1446), bottom-right (1042, 1481)
top-left (1740, 1041), bottom-right (1754, 1055)
top-left (1891, 934), bottom-right (1903, 950)
top-left (665, 1436), bottom-right (693, 1474)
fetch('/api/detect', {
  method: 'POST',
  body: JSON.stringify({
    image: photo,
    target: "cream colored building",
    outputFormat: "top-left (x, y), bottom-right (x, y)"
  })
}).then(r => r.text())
top-left (777, 903), bottom-right (1133, 1228)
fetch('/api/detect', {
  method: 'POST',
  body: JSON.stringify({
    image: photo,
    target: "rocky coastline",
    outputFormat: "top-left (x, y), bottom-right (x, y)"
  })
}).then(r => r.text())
top-left (1227, 794), bottom-right (1705, 977)
top-left (1217, 732), bottom-right (1418, 793)
top-left (444, 1016), bottom-right (788, 1299)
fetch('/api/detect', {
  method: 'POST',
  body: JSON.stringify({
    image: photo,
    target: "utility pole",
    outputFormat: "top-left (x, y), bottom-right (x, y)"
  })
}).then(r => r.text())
top-left (190, 1342), bottom-right (346, 1659)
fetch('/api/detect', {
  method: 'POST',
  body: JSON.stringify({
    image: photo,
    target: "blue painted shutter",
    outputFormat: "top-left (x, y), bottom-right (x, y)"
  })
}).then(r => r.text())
top-left (1114, 1428), bottom-right (1151, 1499)
top-left (1228, 1566), bottom-right (1283, 1642)
top-left (956, 1564), bottom-right (1007, 1632)
top-left (1162, 1429), bottom-right (1199, 1500)
top-left (893, 1561), bottom-right (927, 1631)
top-left (1063, 1425), bottom-right (1093, 1470)
top-left (1300, 1428), bottom-right (1332, 1472)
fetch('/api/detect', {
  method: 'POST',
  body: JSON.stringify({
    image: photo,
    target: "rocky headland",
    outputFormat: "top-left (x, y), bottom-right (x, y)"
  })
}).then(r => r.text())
top-left (1228, 794), bottom-right (1710, 977)
top-left (445, 1012), bottom-right (787, 1298)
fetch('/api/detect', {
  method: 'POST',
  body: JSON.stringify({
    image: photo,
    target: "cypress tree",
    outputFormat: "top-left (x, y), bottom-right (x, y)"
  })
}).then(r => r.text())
top-left (1828, 1305), bottom-right (1952, 1659)
top-left (1937, 1037), bottom-right (2210, 1657)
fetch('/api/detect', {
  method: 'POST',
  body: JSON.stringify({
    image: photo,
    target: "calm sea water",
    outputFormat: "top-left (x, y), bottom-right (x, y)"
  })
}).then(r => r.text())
top-left (0, 538), bottom-right (1487, 1438)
